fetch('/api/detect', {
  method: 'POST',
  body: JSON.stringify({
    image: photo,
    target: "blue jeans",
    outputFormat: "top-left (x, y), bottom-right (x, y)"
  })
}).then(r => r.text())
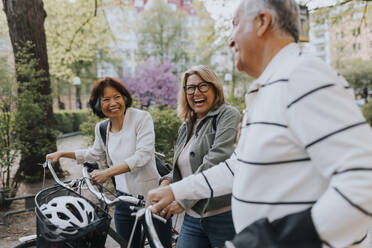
top-left (176, 211), bottom-right (236, 248)
top-left (114, 193), bottom-right (172, 248)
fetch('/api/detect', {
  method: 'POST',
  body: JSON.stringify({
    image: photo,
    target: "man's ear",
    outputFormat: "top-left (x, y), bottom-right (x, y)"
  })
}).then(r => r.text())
top-left (255, 12), bottom-right (272, 37)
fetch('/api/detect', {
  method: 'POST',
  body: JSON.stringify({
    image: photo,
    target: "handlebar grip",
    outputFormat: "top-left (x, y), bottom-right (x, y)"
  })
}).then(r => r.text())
top-left (83, 162), bottom-right (99, 172)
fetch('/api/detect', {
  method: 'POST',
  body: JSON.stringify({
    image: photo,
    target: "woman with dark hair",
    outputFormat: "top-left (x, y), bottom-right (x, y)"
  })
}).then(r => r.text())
top-left (46, 77), bottom-right (171, 248)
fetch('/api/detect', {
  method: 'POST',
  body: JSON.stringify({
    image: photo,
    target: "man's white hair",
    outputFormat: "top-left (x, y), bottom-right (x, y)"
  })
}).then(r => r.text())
top-left (242, 0), bottom-right (300, 42)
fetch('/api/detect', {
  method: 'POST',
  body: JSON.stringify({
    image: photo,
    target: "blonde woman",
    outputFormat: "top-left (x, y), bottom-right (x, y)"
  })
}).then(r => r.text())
top-left (160, 65), bottom-right (240, 248)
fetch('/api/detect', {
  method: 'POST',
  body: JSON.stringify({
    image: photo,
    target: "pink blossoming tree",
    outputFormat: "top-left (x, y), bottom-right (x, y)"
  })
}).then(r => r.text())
top-left (122, 60), bottom-right (179, 107)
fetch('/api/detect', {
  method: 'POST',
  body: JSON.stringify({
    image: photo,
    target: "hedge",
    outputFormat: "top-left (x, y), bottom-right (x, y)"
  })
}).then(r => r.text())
top-left (54, 109), bottom-right (90, 134)
top-left (362, 101), bottom-right (372, 127)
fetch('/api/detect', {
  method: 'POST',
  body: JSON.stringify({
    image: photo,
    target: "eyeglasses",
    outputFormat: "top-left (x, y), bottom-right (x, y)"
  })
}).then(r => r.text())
top-left (184, 82), bottom-right (212, 95)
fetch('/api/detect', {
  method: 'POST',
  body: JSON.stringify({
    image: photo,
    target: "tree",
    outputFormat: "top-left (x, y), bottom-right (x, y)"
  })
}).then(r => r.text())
top-left (2, 0), bottom-right (61, 181)
top-left (136, 0), bottom-right (190, 74)
top-left (44, 0), bottom-right (119, 108)
top-left (186, 0), bottom-right (222, 66)
top-left (339, 59), bottom-right (372, 99)
top-left (122, 60), bottom-right (179, 107)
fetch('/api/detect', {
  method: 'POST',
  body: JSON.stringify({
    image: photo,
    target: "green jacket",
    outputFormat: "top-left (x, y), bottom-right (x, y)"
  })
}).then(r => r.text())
top-left (164, 104), bottom-right (241, 215)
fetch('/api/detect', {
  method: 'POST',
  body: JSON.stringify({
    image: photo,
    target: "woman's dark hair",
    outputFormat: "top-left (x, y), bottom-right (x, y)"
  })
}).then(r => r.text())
top-left (89, 77), bottom-right (133, 118)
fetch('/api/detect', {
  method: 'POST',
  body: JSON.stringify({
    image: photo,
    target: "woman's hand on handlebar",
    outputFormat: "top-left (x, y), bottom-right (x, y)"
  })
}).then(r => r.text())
top-left (46, 152), bottom-right (63, 166)
top-left (91, 169), bottom-right (111, 184)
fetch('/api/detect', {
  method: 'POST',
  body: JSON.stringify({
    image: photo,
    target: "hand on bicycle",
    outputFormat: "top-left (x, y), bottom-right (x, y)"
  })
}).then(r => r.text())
top-left (160, 179), bottom-right (171, 187)
top-left (90, 169), bottom-right (111, 184)
top-left (46, 152), bottom-right (63, 166)
top-left (146, 186), bottom-right (175, 215)
top-left (160, 201), bottom-right (185, 219)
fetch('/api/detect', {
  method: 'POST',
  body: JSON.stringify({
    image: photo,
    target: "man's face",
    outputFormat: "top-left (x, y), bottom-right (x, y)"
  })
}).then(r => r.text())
top-left (230, 2), bottom-right (259, 77)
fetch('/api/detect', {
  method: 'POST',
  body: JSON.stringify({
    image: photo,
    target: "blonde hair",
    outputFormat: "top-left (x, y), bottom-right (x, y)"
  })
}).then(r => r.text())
top-left (177, 65), bottom-right (225, 122)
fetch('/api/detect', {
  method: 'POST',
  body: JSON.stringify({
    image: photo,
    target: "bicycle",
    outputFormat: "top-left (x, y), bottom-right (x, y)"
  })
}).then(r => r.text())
top-left (13, 160), bottom-right (167, 248)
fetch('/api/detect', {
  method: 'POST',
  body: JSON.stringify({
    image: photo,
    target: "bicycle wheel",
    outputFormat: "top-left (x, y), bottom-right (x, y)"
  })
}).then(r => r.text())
top-left (13, 238), bottom-right (37, 248)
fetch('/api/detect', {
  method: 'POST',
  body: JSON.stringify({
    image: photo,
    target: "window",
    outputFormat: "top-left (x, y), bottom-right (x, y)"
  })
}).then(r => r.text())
top-left (169, 3), bottom-right (176, 11)
top-left (315, 32), bottom-right (324, 39)
top-left (0, 40), bottom-right (6, 50)
top-left (336, 32), bottom-right (343, 40)
top-left (352, 12), bottom-right (363, 20)
top-left (134, 0), bottom-right (144, 8)
top-left (353, 27), bottom-right (360, 36)
top-left (336, 17), bottom-right (344, 24)
top-left (353, 43), bottom-right (361, 52)
top-left (183, 0), bottom-right (191, 4)
top-left (337, 46), bottom-right (344, 54)
top-left (316, 45), bottom-right (325, 52)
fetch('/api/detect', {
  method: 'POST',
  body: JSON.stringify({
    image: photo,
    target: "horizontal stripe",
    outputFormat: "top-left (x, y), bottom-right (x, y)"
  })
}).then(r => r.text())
top-left (245, 121), bottom-right (288, 128)
top-left (247, 88), bottom-right (259, 94)
top-left (201, 172), bottom-right (213, 199)
top-left (322, 240), bottom-right (334, 248)
top-left (237, 157), bottom-right (311, 166)
top-left (344, 86), bottom-right (351, 89)
top-left (351, 234), bottom-right (367, 246)
top-left (247, 79), bottom-right (289, 95)
top-left (333, 167), bottom-right (372, 175)
top-left (233, 195), bottom-right (316, 205)
top-left (287, 83), bottom-right (335, 109)
top-left (262, 79), bottom-right (289, 87)
top-left (225, 161), bottom-right (234, 176)
top-left (305, 121), bottom-right (368, 149)
top-left (334, 187), bottom-right (372, 217)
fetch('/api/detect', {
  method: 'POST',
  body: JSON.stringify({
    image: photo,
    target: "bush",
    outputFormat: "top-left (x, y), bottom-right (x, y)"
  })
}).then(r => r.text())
top-left (80, 110), bottom-right (100, 145)
top-left (150, 106), bottom-right (181, 164)
top-left (54, 109), bottom-right (90, 134)
top-left (80, 106), bottom-right (181, 165)
top-left (362, 101), bottom-right (372, 127)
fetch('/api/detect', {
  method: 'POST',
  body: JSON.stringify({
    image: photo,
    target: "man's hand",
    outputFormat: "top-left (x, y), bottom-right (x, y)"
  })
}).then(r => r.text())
top-left (160, 179), bottom-right (171, 187)
top-left (160, 201), bottom-right (185, 219)
top-left (146, 186), bottom-right (175, 215)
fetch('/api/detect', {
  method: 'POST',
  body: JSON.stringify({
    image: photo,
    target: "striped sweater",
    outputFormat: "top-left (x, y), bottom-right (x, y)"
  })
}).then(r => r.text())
top-left (170, 43), bottom-right (372, 247)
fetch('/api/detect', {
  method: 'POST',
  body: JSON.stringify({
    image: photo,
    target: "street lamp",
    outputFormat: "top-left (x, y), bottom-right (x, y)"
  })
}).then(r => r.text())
top-left (73, 77), bottom-right (82, 110)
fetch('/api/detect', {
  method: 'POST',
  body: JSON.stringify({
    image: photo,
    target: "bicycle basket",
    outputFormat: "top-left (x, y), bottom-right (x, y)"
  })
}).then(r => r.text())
top-left (35, 185), bottom-right (111, 248)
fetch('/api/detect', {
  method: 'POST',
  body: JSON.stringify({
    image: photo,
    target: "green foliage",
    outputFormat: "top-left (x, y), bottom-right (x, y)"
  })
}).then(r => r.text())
top-left (13, 42), bottom-right (59, 181)
top-left (0, 61), bottom-right (19, 192)
top-left (137, 0), bottom-right (189, 72)
top-left (80, 106), bottom-right (181, 164)
top-left (362, 101), bottom-right (372, 127)
top-left (136, 0), bottom-right (220, 74)
top-left (339, 59), bottom-right (372, 90)
top-left (44, 0), bottom-right (120, 100)
top-left (54, 109), bottom-right (90, 134)
top-left (150, 106), bottom-right (181, 164)
top-left (80, 110), bottom-right (100, 145)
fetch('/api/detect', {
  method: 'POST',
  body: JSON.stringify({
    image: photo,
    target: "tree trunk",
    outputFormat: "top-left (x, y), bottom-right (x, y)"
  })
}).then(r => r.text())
top-left (2, 0), bottom-right (61, 181)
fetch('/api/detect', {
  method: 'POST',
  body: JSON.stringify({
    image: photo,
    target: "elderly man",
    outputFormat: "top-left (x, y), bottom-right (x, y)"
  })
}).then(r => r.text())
top-left (147, 0), bottom-right (372, 247)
